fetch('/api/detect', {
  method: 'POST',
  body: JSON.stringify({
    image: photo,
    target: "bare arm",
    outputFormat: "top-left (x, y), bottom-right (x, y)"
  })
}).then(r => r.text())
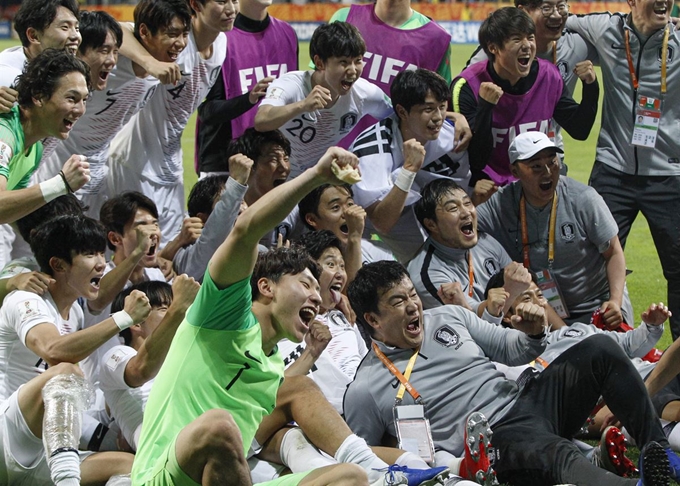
top-left (208, 146), bottom-right (359, 289)
top-left (600, 236), bottom-right (626, 328)
top-left (284, 320), bottom-right (331, 377)
top-left (365, 140), bottom-right (424, 235)
top-left (25, 291), bottom-right (150, 366)
top-left (254, 84), bottom-right (332, 132)
top-left (123, 275), bottom-right (199, 387)
top-left (117, 21), bottom-right (181, 85)
top-left (342, 205), bottom-right (366, 285)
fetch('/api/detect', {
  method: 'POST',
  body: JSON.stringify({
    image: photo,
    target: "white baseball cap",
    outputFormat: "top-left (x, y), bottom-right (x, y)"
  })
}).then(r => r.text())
top-left (508, 132), bottom-right (564, 164)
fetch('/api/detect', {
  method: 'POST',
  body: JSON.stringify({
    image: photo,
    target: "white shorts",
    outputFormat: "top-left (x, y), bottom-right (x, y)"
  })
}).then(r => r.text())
top-left (0, 387), bottom-right (93, 485)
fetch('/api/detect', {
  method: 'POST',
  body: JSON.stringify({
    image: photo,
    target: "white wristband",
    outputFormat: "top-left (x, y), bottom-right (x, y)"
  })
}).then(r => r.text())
top-left (111, 310), bottom-right (134, 331)
top-left (39, 175), bottom-right (68, 203)
top-left (394, 167), bottom-right (417, 193)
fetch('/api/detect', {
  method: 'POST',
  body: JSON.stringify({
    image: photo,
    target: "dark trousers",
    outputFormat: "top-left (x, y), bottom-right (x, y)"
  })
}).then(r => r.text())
top-left (492, 334), bottom-right (667, 486)
top-left (590, 161), bottom-right (680, 339)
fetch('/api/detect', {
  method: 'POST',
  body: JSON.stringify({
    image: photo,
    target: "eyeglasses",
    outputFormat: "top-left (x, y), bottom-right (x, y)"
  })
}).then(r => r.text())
top-left (539, 3), bottom-right (569, 16)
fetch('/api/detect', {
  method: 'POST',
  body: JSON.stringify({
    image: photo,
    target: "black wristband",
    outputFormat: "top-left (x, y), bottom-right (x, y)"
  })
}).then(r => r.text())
top-left (58, 170), bottom-right (74, 193)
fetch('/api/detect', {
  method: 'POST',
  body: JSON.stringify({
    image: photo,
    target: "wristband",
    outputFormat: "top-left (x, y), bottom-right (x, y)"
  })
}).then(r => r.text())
top-left (394, 167), bottom-right (417, 193)
top-left (39, 175), bottom-right (69, 203)
top-left (111, 310), bottom-right (134, 331)
top-left (59, 170), bottom-right (74, 193)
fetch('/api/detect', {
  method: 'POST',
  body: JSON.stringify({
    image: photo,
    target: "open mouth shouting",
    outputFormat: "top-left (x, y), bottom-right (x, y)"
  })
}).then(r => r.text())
top-left (653, 3), bottom-right (668, 17)
top-left (90, 276), bottom-right (102, 292)
top-left (299, 306), bottom-right (318, 331)
top-left (461, 221), bottom-right (475, 238)
top-left (63, 116), bottom-right (79, 134)
top-left (340, 79), bottom-right (355, 93)
top-left (539, 180), bottom-right (554, 192)
top-left (406, 315), bottom-right (421, 338)
top-left (517, 54), bottom-right (532, 73)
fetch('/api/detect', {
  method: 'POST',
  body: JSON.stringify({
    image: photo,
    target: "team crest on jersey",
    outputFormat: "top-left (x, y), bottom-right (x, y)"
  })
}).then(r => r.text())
top-left (434, 325), bottom-right (461, 348)
top-left (483, 259), bottom-right (500, 276)
top-left (564, 329), bottom-right (584, 338)
top-left (556, 61), bottom-right (569, 81)
top-left (560, 223), bottom-right (575, 241)
top-left (340, 113), bottom-right (358, 131)
top-left (659, 45), bottom-right (674, 66)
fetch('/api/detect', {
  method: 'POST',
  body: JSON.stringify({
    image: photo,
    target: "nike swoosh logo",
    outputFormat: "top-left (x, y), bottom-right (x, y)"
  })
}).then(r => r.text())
top-left (106, 89), bottom-right (122, 96)
top-left (611, 43), bottom-right (626, 49)
top-left (532, 140), bottom-right (541, 144)
top-left (244, 350), bottom-right (262, 364)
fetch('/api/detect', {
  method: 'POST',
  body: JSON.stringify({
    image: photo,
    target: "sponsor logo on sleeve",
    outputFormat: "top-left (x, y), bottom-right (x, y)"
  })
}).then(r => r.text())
top-left (18, 299), bottom-right (40, 323)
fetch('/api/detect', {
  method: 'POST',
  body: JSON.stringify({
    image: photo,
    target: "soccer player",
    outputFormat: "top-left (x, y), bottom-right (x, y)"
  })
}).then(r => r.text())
top-left (108, 0), bottom-right (234, 243)
top-left (255, 22), bottom-right (393, 179)
top-left (131, 146), bottom-right (373, 485)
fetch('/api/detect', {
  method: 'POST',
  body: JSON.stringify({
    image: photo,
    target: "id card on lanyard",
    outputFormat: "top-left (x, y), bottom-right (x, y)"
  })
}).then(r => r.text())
top-left (372, 343), bottom-right (436, 465)
top-left (626, 26), bottom-right (669, 148)
top-left (520, 194), bottom-right (569, 318)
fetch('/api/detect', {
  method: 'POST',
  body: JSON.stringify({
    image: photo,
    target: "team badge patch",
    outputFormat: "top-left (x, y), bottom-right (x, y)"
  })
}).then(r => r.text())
top-left (483, 258), bottom-right (499, 276)
top-left (340, 113), bottom-right (357, 131)
top-left (18, 299), bottom-right (40, 323)
top-left (556, 61), bottom-right (569, 81)
top-left (434, 325), bottom-right (460, 347)
top-left (560, 223), bottom-right (575, 241)
top-left (564, 329), bottom-right (584, 338)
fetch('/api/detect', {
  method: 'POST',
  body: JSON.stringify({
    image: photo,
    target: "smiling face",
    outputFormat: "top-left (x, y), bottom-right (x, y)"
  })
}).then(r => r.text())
top-left (317, 246), bottom-right (347, 312)
top-left (269, 269), bottom-right (322, 343)
top-left (195, 0), bottom-right (239, 33)
top-left (630, 0), bottom-right (673, 36)
top-left (490, 33), bottom-right (537, 84)
top-left (397, 92), bottom-right (447, 145)
top-left (315, 55), bottom-right (364, 97)
top-left (78, 30), bottom-right (119, 91)
top-left (304, 186), bottom-right (355, 247)
top-left (141, 16), bottom-right (189, 63)
top-left (523, 1), bottom-right (569, 51)
top-left (511, 148), bottom-right (561, 207)
top-left (34, 71), bottom-right (89, 140)
top-left (248, 143), bottom-right (291, 200)
top-left (425, 188), bottom-right (478, 250)
top-left (504, 281), bottom-right (547, 327)
top-left (366, 276), bottom-right (424, 350)
top-left (61, 251), bottom-right (106, 300)
top-left (31, 6), bottom-right (81, 55)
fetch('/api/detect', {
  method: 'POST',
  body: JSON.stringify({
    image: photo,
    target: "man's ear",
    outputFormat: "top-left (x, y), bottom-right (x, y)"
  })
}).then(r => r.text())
top-left (313, 55), bottom-right (325, 71)
top-left (395, 104), bottom-right (409, 121)
top-left (363, 311), bottom-right (381, 332)
top-left (189, 0), bottom-right (203, 13)
top-left (510, 163), bottom-right (521, 179)
top-left (108, 231), bottom-right (123, 249)
top-left (487, 43), bottom-right (500, 56)
top-left (304, 213), bottom-right (320, 230)
top-left (257, 277), bottom-right (275, 300)
top-left (25, 27), bottom-right (41, 46)
top-left (423, 217), bottom-right (438, 235)
top-left (138, 23), bottom-right (151, 43)
top-left (49, 256), bottom-right (67, 275)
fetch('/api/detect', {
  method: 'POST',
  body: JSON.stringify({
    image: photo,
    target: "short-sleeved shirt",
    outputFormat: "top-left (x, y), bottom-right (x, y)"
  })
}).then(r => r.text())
top-left (0, 290), bottom-right (82, 401)
top-left (0, 46), bottom-right (26, 88)
top-left (132, 272), bottom-right (284, 484)
top-left (408, 233), bottom-right (512, 311)
top-left (475, 176), bottom-right (618, 316)
top-left (0, 106), bottom-right (43, 190)
top-left (259, 70), bottom-right (393, 178)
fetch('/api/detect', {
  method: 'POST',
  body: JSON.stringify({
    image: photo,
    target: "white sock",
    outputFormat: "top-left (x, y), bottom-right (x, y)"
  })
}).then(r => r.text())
top-left (334, 434), bottom-right (388, 482)
top-left (280, 428), bottom-right (335, 473)
top-left (395, 451), bottom-right (429, 469)
top-left (667, 423), bottom-right (680, 452)
top-left (48, 449), bottom-right (80, 486)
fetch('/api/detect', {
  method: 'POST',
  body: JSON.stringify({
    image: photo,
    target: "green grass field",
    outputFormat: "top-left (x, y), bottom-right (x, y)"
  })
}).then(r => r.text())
top-left (1, 38), bottom-right (668, 348)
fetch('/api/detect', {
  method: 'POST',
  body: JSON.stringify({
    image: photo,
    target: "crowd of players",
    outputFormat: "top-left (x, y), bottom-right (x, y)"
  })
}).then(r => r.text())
top-left (0, 0), bottom-right (678, 484)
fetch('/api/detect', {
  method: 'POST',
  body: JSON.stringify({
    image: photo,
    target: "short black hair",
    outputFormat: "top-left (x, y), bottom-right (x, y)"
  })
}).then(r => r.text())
top-left (295, 230), bottom-right (343, 261)
top-left (515, 0), bottom-right (546, 9)
top-left (227, 128), bottom-right (291, 169)
top-left (484, 267), bottom-right (539, 299)
top-left (99, 192), bottom-right (159, 251)
top-left (391, 69), bottom-right (450, 113)
top-left (414, 179), bottom-right (465, 231)
top-left (298, 184), bottom-right (353, 230)
top-left (15, 48), bottom-right (91, 108)
top-left (78, 10), bottom-right (123, 54)
top-left (310, 22), bottom-right (366, 68)
top-left (112, 280), bottom-right (173, 346)
top-left (251, 247), bottom-right (320, 301)
top-left (30, 214), bottom-right (106, 276)
top-left (347, 260), bottom-right (410, 338)
top-left (16, 194), bottom-right (84, 245)
top-left (479, 7), bottom-right (535, 62)
top-left (14, 0), bottom-right (80, 48)
top-left (187, 175), bottom-right (229, 218)
top-left (134, 0), bottom-right (191, 41)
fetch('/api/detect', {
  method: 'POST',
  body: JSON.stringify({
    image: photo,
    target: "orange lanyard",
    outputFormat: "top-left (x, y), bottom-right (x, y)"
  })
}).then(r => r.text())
top-left (372, 343), bottom-right (421, 403)
top-left (467, 251), bottom-right (474, 297)
top-left (520, 193), bottom-right (558, 269)
top-left (552, 42), bottom-right (557, 65)
top-left (625, 26), bottom-right (669, 94)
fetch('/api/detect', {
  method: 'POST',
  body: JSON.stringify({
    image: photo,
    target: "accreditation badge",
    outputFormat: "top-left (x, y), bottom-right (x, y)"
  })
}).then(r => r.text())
top-left (535, 268), bottom-right (569, 318)
top-left (393, 404), bottom-right (436, 465)
top-left (631, 96), bottom-right (662, 148)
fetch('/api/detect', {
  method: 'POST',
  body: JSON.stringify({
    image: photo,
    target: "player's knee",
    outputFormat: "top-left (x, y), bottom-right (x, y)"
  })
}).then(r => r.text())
top-left (192, 409), bottom-right (243, 456)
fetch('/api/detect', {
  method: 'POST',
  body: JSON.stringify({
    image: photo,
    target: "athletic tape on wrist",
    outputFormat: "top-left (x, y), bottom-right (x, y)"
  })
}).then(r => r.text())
top-left (112, 310), bottom-right (134, 331)
top-left (39, 175), bottom-right (69, 203)
top-left (394, 167), bottom-right (417, 193)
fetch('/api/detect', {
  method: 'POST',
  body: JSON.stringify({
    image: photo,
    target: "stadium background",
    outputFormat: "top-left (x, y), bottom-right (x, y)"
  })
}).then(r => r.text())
top-left (0, 1), bottom-right (670, 348)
